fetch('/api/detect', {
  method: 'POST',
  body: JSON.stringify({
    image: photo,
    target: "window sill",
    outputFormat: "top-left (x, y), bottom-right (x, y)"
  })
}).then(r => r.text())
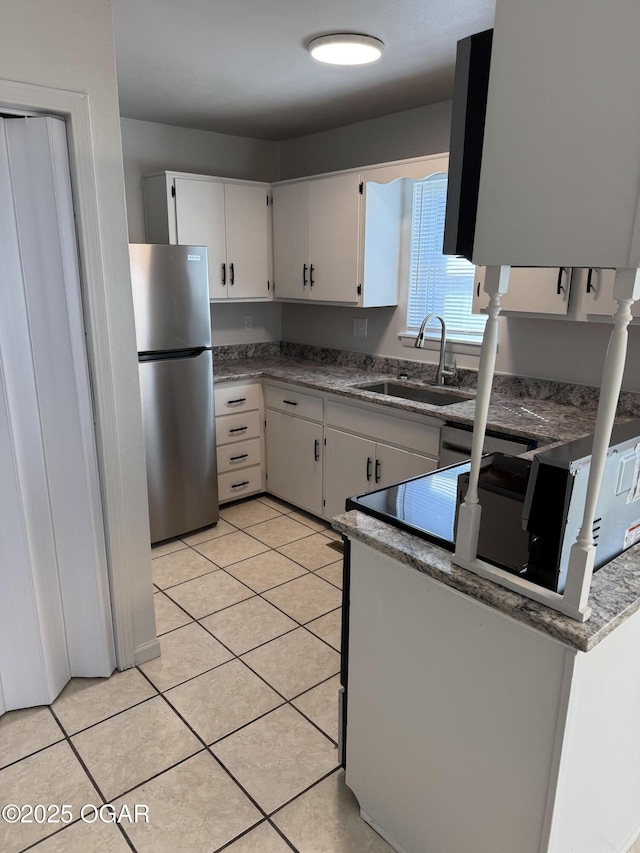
top-left (398, 332), bottom-right (486, 357)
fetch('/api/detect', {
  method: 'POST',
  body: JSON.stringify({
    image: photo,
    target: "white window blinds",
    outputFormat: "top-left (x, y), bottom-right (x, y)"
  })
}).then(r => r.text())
top-left (407, 173), bottom-right (486, 342)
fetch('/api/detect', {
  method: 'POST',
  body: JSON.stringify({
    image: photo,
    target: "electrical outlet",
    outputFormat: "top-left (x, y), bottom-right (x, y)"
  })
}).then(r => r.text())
top-left (244, 315), bottom-right (253, 332)
top-left (353, 318), bottom-right (368, 338)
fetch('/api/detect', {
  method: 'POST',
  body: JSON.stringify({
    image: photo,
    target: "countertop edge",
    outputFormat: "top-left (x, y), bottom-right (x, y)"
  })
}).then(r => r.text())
top-left (331, 510), bottom-right (640, 653)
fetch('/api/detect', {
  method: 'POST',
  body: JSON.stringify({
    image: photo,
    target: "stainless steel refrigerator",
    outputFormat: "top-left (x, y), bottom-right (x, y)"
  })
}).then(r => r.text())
top-left (129, 243), bottom-right (218, 543)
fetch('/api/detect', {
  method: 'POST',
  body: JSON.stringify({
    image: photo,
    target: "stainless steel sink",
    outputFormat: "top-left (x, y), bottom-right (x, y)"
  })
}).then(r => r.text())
top-left (355, 381), bottom-right (471, 406)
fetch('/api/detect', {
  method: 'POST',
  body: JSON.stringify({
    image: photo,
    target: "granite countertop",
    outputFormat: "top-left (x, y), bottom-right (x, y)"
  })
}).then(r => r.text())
top-left (332, 509), bottom-right (640, 652)
top-left (214, 354), bottom-right (604, 446)
top-left (215, 351), bottom-right (640, 646)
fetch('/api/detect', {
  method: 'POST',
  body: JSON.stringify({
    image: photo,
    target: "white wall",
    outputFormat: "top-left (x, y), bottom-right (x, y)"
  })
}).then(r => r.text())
top-left (210, 301), bottom-right (281, 346)
top-left (0, 0), bottom-right (156, 665)
top-left (279, 101), bottom-right (453, 180)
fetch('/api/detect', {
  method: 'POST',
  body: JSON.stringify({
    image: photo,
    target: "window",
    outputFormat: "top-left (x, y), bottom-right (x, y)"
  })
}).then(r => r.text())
top-left (406, 172), bottom-right (486, 343)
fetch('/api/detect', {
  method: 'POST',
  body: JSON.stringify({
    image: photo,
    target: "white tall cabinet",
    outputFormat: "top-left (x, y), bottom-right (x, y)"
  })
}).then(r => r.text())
top-left (143, 171), bottom-right (272, 302)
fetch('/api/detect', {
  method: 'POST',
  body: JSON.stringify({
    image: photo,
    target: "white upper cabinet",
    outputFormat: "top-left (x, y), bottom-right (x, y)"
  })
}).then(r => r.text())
top-left (273, 158), bottom-right (442, 308)
top-left (472, 265), bottom-right (572, 316)
top-left (472, 0), bottom-right (640, 268)
top-left (272, 181), bottom-right (309, 300)
top-left (273, 172), bottom-right (361, 304)
top-left (568, 268), bottom-right (640, 323)
top-left (308, 173), bottom-right (361, 303)
top-left (142, 171), bottom-right (272, 302)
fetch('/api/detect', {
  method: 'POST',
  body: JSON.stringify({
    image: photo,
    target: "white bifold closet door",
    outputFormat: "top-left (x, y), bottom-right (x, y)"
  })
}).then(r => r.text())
top-left (0, 116), bottom-right (115, 715)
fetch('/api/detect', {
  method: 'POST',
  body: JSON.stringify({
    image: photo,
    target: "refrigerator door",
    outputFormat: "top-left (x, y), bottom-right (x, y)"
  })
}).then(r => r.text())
top-left (139, 349), bottom-right (218, 543)
top-left (130, 244), bottom-right (211, 352)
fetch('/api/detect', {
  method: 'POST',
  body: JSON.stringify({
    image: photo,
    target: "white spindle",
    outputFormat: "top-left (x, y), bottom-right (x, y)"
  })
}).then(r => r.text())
top-left (562, 267), bottom-right (640, 615)
top-left (454, 265), bottom-right (510, 562)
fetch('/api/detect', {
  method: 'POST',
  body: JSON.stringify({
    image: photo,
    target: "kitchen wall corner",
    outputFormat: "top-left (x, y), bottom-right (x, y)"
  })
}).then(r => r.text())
top-left (120, 117), bottom-right (280, 243)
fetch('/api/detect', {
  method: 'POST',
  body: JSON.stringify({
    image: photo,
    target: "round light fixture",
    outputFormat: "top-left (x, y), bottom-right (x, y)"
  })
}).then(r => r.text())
top-left (308, 34), bottom-right (384, 66)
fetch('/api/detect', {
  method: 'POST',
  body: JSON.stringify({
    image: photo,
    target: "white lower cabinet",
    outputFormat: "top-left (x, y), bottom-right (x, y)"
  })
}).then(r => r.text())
top-left (234, 381), bottom-right (441, 522)
top-left (324, 429), bottom-right (438, 520)
top-left (214, 381), bottom-right (264, 503)
top-left (265, 409), bottom-right (323, 515)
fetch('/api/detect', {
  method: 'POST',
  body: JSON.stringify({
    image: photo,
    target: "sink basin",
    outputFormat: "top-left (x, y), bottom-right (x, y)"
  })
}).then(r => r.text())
top-left (355, 381), bottom-right (471, 407)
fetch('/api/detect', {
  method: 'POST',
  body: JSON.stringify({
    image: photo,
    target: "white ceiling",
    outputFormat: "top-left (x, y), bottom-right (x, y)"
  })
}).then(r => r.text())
top-left (112, 0), bottom-right (494, 142)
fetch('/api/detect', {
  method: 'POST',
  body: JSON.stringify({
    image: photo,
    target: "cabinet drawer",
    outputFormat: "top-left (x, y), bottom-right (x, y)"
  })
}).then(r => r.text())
top-left (326, 400), bottom-right (441, 456)
top-left (217, 438), bottom-right (261, 474)
top-left (216, 410), bottom-right (261, 445)
top-left (218, 465), bottom-right (262, 503)
top-left (215, 382), bottom-right (260, 414)
top-left (265, 384), bottom-right (323, 422)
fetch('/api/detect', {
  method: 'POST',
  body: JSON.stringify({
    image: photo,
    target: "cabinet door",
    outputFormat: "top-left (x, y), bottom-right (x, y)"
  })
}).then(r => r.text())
top-left (273, 181), bottom-right (310, 299)
top-left (309, 173), bottom-right (360, 304)
top-left (570, 268), bottom-right (640, 321)
top-left (224, 183), bottom-right (270, 300)
top-left (174, 178), bottom-right (226, 300)
top-left (324, 428), bottom-right (375, 520)
top-left (374, 443), bottom-right (438, 490)
top-left (473, 266), bottom-right (571, 315)
top-left (266, 410), bottom-right (323, 515)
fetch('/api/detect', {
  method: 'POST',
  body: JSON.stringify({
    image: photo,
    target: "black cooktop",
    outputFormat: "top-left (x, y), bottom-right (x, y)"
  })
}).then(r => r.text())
top-left (345, 461), bottom-right (472, 551)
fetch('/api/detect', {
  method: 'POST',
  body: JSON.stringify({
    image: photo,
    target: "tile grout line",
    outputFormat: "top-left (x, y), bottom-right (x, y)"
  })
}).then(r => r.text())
top-left (134, 668), bottom-right (280, 846)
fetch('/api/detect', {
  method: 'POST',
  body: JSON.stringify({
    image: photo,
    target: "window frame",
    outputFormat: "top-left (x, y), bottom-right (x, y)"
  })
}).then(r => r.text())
top-left (402, 169), bottom-right (486, 349)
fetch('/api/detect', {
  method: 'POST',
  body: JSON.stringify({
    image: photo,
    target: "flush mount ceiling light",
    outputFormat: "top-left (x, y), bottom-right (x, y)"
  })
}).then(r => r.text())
top-left (308, 34), bottom-right (384, 66)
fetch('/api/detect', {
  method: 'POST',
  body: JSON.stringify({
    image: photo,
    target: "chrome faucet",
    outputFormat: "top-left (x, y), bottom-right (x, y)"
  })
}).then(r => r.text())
top-left (414, 313), bottom-right (456, 386)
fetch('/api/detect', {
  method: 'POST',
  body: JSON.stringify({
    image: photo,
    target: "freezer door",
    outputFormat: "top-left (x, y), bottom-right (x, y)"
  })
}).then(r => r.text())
top-left (139, 349), bottom-right (218, 543)
top-left (130, 243), bottom-right (211, 352)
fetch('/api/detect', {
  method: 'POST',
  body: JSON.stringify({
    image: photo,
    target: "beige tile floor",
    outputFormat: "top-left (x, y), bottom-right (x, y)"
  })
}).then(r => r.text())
top-left (0, 495), bottom-right (394, 853)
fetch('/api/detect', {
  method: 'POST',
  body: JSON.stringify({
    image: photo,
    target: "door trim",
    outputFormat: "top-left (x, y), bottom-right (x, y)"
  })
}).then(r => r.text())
top-left (0, 78), bottom-right (147, 669)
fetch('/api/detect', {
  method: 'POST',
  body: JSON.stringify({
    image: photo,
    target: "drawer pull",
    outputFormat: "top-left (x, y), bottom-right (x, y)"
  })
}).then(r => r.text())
top-left (586, 268), bottom-right (594, 294)
top-left (229, 426), bottom-right (248, 434)
top-left (231, 480), bottom-right (250, 489)
top-left (282, 399), bottom-right (298, 406)
top-left (366, 456), bottom-right (372, 481)
top-left (303, 263), bottom-right (308, 287)
top-left (375, 459), bottom-right (381, 484)
top-left (226, 397), bottom-right (247, 405)
top-left (221, 263), bottom-right (226, 286)
top-left (230, 262), bottom-right (235, 285)
top-left (229, 453), bottom-right (249, 462)
top-left (314, 439), bottom-right (320, 461)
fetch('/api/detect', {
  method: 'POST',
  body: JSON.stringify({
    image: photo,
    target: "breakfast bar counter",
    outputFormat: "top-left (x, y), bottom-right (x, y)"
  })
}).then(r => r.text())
top-left (332, 509), bottom-right (640, 853)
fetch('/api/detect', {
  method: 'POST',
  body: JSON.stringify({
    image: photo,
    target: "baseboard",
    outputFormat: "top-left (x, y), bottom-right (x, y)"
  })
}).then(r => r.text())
top-left (134, 637), bottom-right (161, 666)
